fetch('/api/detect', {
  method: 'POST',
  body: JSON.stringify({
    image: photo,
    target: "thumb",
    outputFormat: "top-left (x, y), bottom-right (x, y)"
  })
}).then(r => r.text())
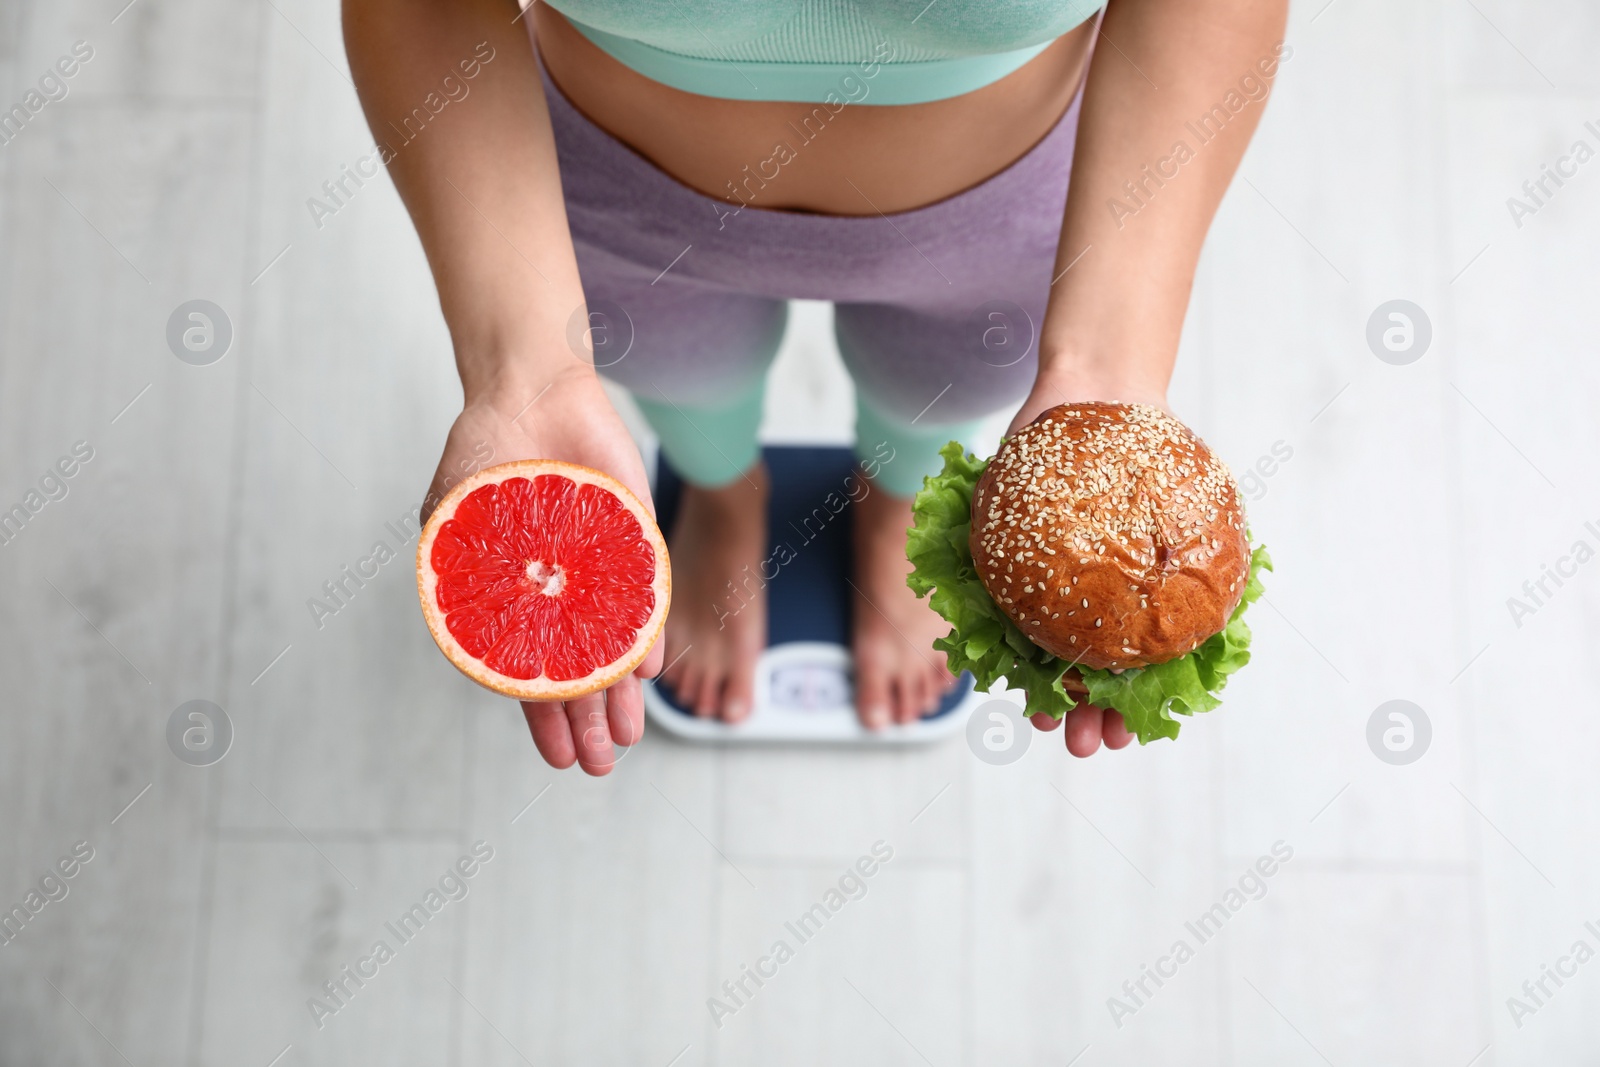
top-left (636, 633), bottom-right (665, 680)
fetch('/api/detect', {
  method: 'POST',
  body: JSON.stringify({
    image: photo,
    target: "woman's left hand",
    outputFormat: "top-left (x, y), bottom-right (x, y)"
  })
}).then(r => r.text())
top-left (1009, 368), bottom-right (1164, 756)
top-left (1007, 366), bottom-right (1171, 436)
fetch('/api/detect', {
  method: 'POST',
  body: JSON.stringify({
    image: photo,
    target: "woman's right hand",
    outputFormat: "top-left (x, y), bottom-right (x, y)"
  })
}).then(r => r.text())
top-left (423, 366), bottom-right (664, 777)
top-left (345, 0), bottom-right (661, 773)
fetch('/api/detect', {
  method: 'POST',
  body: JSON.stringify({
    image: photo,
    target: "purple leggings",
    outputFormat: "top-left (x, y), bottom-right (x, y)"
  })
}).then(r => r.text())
top-left (537, 48), bottom-right (1082, 496)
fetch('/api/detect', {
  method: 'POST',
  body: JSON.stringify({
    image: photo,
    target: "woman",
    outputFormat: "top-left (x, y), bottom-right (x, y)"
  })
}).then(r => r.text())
top-left (345, 0), bottom-right (1287, 775)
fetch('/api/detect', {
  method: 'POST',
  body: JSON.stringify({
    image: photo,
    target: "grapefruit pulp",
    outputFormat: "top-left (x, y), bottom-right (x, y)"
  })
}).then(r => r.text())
top-left (416, 460), bottom-right (670, 701)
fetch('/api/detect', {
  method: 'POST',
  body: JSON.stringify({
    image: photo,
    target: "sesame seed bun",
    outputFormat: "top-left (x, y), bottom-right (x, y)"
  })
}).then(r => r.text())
top-left (969, 402), bottom-right (1250, 671)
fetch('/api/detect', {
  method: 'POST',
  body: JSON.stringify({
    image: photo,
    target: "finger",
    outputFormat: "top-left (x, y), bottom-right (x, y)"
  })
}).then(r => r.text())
top-left (523, 701), bottom-right (577, 770)
top-left (1063, 702), bottom-right (1105, 758)
top-left (606, 675), bottom-right (645, 747)
top-left (565, 691), bottom-right (615, 776)
top-left (626, 474), bottom-right (659, 520)
top-left (1103, 709), bottom-right (1133, 750)
top-left (1030, 710), bottom-right (1064, 732)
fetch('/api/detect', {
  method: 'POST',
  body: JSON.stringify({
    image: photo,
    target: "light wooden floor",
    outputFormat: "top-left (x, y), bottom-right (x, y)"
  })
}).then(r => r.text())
top-left (2, 1), bottom-right (1597, 1064)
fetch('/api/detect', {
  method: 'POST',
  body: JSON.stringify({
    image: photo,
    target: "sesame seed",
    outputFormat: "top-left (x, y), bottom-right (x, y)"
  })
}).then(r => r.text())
top-left (969, 401), bottom-right (1250, 644)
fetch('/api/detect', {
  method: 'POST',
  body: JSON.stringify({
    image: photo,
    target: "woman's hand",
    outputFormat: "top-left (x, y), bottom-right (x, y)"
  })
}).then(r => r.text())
top-left (425, 368), bottom-right (663, 778)
top-left (1007, 362), bottom-right (1171, 437)
top-left (1020, 0), bottom-right (1284, 758)
top-left (1009, 363), bottom-right (1165, 757)
top-left (346, 0), bottom-right (659, 774)
top-left (1030, 704), bottom-right (1133, 758)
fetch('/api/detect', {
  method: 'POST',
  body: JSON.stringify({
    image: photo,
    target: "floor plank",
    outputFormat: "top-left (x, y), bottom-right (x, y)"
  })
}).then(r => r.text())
top-left (215, 0), bottom-right (466, 834)
top-left (457, 707), bottom-right (721, 1066)
top-left (198, 838), bottom-right (466, 1067)
top-left (1445, 90), bottom-right (1600, 1065)
top-left (710, 863), bottom-right (965, 1067)
top-left (0, 92), bottom-right (255, 1066)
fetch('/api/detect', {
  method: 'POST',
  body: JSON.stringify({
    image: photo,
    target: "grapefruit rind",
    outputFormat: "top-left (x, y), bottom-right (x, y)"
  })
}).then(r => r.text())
top-left (416, 459), bottom-right (671, 702)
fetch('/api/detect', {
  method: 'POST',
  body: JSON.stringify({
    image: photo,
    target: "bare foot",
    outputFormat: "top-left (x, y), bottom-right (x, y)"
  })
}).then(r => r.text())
top-left (852, 477), bottom-right (958, 728)
top-left (657, 465), bottom-right (769, 722)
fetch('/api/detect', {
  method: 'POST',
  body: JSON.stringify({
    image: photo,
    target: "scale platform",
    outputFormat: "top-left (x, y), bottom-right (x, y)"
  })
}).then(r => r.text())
top-left (642, 445), bottom-right (984, 744)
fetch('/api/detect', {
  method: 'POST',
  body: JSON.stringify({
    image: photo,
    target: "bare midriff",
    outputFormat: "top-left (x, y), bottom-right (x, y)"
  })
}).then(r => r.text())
top-left (532, 5), bottom-right (1096, 217)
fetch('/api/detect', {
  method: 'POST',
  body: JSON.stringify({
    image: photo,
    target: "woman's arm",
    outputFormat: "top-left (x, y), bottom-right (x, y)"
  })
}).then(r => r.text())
top-left (1024, 0), bottom-right (1290, 415)
top-left (1021, 0), bottom-right (1288, 756)
top-left (344, 0), bottom-right (659, 776)
top-left (343, 0), bottom-right (582, 406)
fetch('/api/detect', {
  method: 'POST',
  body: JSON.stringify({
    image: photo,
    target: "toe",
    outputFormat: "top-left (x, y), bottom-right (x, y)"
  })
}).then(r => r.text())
top-left (921, 661), bottom-right (948, 716)
top-left (664, 648), bottom-right (694, 702)
top-left (661, 634), bottom-right (690, 687)
top-left (888, 673), bottom-right (913, 725)
top-left (915, 671), bottom-right (936, 720)
top-left (854, 648), bottom-right (892, 731)
top-left (693, 664), bottom-right (726, 720)
top-left (677, 663), bottom-right (709, 717)
top-left (723, 653), bottom-right (758, 724)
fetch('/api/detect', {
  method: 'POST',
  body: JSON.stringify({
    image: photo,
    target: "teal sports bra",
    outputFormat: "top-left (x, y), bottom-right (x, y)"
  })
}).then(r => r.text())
top-left (544, 0), bottom-right (1105, 104)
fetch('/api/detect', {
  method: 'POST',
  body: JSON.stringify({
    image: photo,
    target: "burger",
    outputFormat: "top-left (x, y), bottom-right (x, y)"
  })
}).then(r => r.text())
top-left (971, 403), bottom-right (1251, 670)
top-left (907, 402), bottom-right (1271, 743)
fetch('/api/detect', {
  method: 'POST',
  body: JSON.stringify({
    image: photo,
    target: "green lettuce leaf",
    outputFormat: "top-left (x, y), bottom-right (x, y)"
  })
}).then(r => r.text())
top-left (907, 441), bottom-right (1272, 745)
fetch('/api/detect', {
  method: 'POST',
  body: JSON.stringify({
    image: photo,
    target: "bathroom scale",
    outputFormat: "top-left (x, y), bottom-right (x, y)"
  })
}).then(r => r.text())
top-left (642, 445), bottom-right (985, 744)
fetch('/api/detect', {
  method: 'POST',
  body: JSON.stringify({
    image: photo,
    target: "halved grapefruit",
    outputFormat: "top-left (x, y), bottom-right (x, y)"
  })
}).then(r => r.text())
top-left (416, 460), bottom-right (670, 701)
